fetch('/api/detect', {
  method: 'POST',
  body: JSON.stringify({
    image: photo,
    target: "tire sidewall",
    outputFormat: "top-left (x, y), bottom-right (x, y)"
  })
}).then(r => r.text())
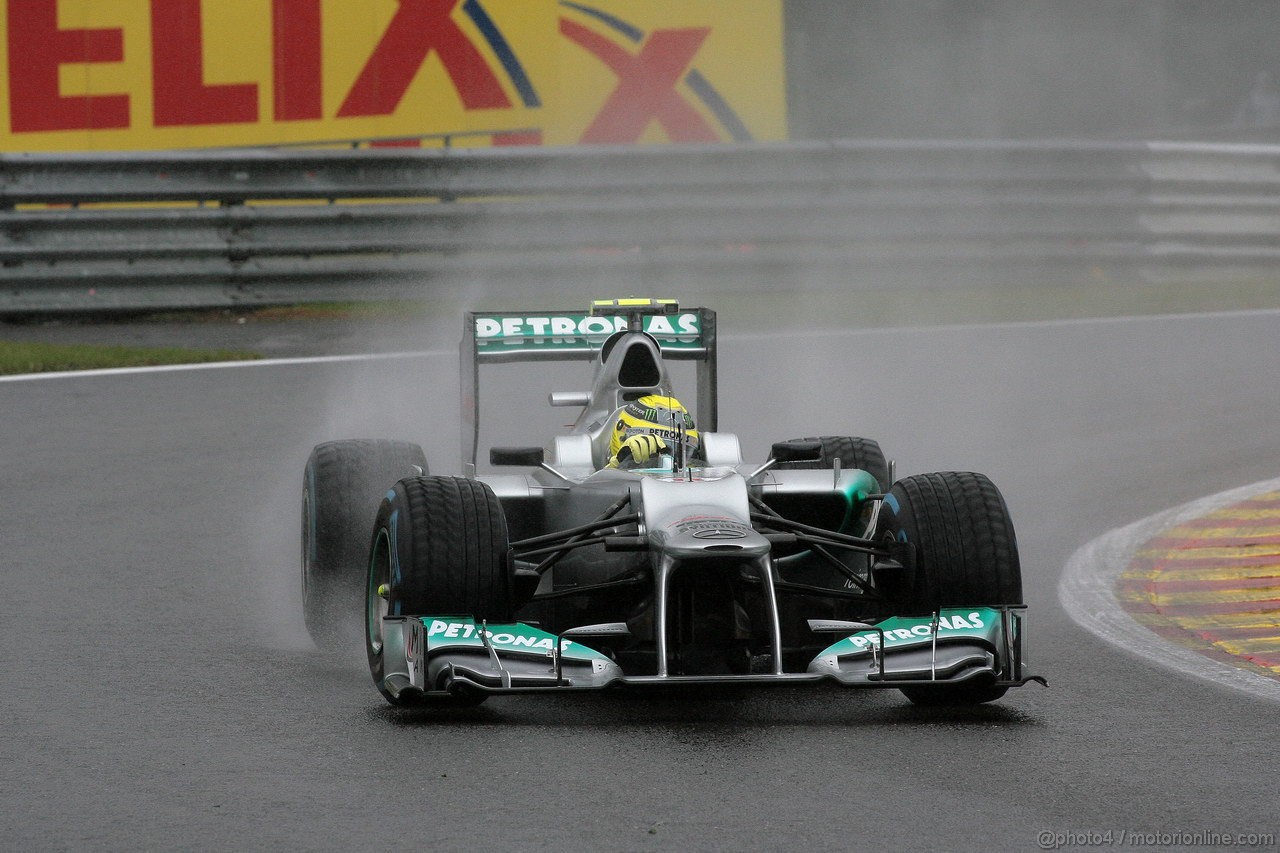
top-left (877, 472), bottom-right (1023, 613)
top-left (365, 476), bottom-right (510, 707)
top-left (366, 489), bottom-right (406, 705)
top-left (878, 472), bottom-right (1022, 706)
top-left (302, 439), bottom-right (427, 652)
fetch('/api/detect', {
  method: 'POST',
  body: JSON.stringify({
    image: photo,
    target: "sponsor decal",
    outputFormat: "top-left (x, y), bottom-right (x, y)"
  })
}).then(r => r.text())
top-left (403, 616), bottom-right (423, 683)
top-left (675, 517), bottom-right (750, 539)
top-left (670, 514), bottom-right (738, 527)
top-left (474, 312), bottom-right (703, 351)
top-left (623, 426), bottom-right (694, 446)
top-left (1, 0), bottom-right (785, 151)
top-left (559, 1), bottom-right (748, 144)
top-left (663, 515), bottom-right (752, 533)
top-left (623, 400), bottom-right (694, 427)
top-left (405, 619), bottom-right (421, 657)
top-left (2, 0), bottom-right (549, 150)
top-left (422, 617), bottom-right (608, 661)
top-left (828, 608), bottom-right (1001, 654)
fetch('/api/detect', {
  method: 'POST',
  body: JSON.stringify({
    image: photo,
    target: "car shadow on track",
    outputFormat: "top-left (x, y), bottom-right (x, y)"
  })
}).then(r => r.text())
top-left (365, 686), bottom-right (1046, 730)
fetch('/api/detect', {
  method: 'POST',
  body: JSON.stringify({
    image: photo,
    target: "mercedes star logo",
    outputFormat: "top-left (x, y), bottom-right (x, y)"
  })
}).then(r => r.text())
top-left (692, 527), bottom-right (747, 540)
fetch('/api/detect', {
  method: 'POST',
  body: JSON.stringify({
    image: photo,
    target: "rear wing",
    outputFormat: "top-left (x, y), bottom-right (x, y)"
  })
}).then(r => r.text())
top-left (461, 303), bottom-right (718, 473)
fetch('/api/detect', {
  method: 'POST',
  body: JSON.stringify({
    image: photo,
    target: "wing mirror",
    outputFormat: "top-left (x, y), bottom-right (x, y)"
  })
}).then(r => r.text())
top-left (770, 440), bottom-right (823, 463)
top-left (549, 391), bottom-right (590, 408)
top-left (490, 446), bottom-right (545, 466)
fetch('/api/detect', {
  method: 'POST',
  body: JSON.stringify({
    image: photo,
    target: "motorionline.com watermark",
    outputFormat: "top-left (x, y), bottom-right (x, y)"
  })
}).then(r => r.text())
top-left (1037, 829), bottom-right (1275, 850)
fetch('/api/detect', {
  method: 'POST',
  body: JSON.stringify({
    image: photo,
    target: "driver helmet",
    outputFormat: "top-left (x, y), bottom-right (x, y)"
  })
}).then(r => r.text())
top-left (610, 394), bottom-right (700, 463)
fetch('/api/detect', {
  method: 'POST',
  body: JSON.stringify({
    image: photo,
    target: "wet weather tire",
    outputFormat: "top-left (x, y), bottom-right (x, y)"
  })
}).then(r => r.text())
top-left (876, 471), bottom-right (1022, 706)
top-left (302, 439), bottom-right (427, 653)
top-left (366, 476), bottom-right (513, 707)
top-left (777, 436), bottom-right (891, 491)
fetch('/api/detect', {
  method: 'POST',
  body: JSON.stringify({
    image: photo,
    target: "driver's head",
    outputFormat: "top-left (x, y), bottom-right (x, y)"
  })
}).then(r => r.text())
top-left (610, 395), bottom-right (699, 464)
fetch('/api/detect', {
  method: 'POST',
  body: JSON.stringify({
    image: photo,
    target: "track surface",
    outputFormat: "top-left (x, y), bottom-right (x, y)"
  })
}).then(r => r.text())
top-left (3, 311), bottom-right (1279, 851)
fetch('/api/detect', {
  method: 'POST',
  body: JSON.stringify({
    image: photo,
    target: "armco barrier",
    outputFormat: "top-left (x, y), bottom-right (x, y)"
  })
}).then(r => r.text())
top-left (1, 140), bottom-right (1278, 312)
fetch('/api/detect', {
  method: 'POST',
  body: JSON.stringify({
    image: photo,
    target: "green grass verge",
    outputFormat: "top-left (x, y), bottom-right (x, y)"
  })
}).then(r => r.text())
top-left (4, 275), bottom-right (1277, 375)
top-left (0, 340), bottom-right (259, 376)
top-left (140, 302), bottom-right (421, 323)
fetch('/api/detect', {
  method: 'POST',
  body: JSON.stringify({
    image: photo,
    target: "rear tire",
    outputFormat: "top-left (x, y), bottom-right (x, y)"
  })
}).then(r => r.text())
top-left (366, 476), bottom-right (513, 706)
top-left (876, 471), bottom-right (1022, 706)
top-left (777, 435), bottom-right (890, 491)
top-left (302, 439), bottom-right (427, 652)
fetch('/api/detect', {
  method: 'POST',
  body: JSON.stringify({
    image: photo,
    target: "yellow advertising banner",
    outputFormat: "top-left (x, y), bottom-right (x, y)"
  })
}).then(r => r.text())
top-left (0, 0), bottom-right (786, 151)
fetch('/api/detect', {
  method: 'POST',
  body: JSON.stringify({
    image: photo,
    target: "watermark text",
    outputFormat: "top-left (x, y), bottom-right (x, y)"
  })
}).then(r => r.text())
top-left (1037, 829), bottom-right (1275, 850)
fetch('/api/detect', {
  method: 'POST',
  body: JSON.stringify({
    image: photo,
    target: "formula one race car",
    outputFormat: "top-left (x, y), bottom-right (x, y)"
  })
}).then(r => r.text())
top-left (302, 299), bottom-right (1044, 707)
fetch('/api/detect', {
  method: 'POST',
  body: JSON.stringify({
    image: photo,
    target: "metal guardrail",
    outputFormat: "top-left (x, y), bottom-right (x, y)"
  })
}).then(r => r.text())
top-left (1, 140), bottom-right (1278, 312)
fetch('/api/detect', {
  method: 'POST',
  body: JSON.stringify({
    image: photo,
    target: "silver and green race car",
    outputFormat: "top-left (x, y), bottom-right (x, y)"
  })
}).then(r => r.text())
top-left (302, 299), bottom-right (1044, 708)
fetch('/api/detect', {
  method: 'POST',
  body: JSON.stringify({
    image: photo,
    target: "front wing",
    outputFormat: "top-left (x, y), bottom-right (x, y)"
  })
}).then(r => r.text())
top-left (376, 606), bottom-right (1045, 701)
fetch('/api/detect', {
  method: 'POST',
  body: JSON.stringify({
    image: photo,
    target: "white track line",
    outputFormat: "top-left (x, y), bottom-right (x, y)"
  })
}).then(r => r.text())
top-left (728, 306), bottom-right (1280, 342)
top-left (5, 307), bottom-right (1279, 382)
top-left (0, 350), bottom-right (443, 384)
top-left (1059, 478), bottom-right (1280, 704)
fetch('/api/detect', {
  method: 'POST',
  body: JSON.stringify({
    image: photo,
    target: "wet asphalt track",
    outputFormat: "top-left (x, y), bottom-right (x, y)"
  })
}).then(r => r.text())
top-left (2, 310), bottom-right (1279, 852)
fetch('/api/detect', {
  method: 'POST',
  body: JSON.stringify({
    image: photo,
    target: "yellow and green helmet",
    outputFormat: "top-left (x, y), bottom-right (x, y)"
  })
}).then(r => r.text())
top-left (610, 394), bottom-right (700, 459)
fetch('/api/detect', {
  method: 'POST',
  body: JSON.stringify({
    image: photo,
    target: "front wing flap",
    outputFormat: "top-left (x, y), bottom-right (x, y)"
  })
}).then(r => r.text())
top-left (377, 606), bottom-right (1042, 700)
top-left (808, 606), bottom-right (1036, 685)
top-left (378, 617), bottom-right (623, 701)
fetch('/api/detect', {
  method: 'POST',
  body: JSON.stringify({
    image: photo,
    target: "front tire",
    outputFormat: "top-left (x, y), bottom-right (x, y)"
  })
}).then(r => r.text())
top-left (876, 471), bottom-right (1022, 706)
top-left (366, 476), bottom-right (513, 706)
top-left (302, 439), bottom-right (427, 652)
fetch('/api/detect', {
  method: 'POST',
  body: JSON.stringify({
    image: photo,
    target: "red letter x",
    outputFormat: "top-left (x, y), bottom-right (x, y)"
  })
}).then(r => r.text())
top-left (560, 19), bottom-right (717, 144)
top-left (338, 0), bottom-right (509, 117)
